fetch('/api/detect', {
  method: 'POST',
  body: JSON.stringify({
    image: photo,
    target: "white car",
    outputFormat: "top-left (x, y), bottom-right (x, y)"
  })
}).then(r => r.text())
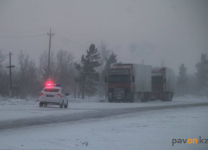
top-left (39, 86), bottom-right (68, 108)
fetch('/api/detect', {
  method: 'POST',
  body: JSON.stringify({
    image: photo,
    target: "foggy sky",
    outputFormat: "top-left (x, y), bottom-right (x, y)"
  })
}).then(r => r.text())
top-left (0, 0), bottom-right (207, 75)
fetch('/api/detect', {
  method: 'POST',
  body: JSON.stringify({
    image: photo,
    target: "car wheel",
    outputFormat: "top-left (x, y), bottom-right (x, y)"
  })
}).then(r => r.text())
top-left (44, 103), bottom-right (47, 107)
top-left (64, 101), bottom-right (68, 108)
top-left (60, 101), bottom-right (64, 108)
top-left (39, 102), bottom-right (43, 107)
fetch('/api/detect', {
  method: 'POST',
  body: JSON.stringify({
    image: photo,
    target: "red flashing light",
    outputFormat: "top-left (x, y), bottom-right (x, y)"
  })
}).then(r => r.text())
top-left (40, 93), bottom-right (43, 96)
top-left (57, 94), bottom-right (61, 97)
top-left (47, 83), bottom-right (52, 86)
top-left (45, 80), bottom-right (53, 87)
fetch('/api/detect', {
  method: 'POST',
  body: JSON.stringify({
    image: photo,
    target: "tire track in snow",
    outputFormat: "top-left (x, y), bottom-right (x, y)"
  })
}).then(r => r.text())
top-left (0, 102), bottom-right (208, 130)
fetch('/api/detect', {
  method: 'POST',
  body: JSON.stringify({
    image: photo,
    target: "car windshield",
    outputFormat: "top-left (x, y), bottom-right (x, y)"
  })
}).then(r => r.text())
top-left (108, 75), bottom-right (131, 83)
top-left (44, 88), bottom-right (60, 92)
top-left (152, 76), bottom-right (163, 84)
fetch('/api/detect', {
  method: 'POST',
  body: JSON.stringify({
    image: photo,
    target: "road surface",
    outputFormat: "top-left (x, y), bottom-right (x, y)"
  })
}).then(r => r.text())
top-left (0, 99), bottom-right (208, 130)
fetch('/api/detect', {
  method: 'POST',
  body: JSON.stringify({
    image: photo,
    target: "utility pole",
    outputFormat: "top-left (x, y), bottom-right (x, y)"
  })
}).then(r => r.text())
top-left (6, 52), bottom-right (15, 97)
top-left (47, 28), bottom-right (54, 78)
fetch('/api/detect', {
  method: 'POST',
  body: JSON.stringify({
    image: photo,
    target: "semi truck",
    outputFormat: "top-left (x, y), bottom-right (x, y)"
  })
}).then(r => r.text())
top-left (151, 67), bottom-right (175, 101)
top-left (105, 63), bottom-right (152, 102)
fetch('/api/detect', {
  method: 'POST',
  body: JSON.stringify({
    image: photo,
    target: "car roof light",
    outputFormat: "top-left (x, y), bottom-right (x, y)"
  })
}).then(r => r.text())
top-left (56, 84), bottom-right (61, 87)
top-left (45, 80), bottom-right (54, 87)
top-left (45, 79), bottom-right (61, 88)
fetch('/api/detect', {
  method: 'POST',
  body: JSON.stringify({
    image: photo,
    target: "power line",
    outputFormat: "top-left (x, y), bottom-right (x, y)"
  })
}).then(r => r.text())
top-left (52, 28), bottom-right (93, 44)
top-left (55, 35), bottom-right (87, 48)
top-left (0, 34), bottom-right (46, 38)
top-left (0, 29), bottom-right (48, 34)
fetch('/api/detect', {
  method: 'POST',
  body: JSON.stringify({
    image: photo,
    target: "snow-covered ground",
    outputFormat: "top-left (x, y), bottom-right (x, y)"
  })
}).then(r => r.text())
top-left (0, 96), bottom-right (207, 150)
top-left (0, 104), bottom-right (207, 150)
top-left (0, 96), bottom-right (207, 121)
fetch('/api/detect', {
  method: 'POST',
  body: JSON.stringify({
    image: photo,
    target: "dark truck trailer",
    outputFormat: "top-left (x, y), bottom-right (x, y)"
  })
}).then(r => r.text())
top-left (105, 63), bottom-right (152, 102)
top-left (151, 67), bottom-right (175, 101)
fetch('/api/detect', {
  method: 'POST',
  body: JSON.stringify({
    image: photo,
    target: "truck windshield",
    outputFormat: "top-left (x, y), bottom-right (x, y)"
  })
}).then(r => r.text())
top-left (108, 75), bottom-right (131, 83)
top-left (152, 76), bottom-right (163, 84)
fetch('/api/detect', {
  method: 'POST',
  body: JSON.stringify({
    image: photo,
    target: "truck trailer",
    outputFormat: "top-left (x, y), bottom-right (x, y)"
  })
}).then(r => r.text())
top-left (151, 67), bottom-right (175, 101)
top-left (105, 63), bottom-right (152, 102)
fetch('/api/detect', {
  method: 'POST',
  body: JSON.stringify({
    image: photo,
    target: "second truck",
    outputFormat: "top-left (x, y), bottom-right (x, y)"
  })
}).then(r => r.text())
top-left (151, 67), bottom-right (175, 101)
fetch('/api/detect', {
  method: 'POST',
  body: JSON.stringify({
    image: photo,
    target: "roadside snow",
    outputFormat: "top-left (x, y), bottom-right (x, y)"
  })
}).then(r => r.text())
top-left (0, 97), bottom-right (37, 105)
top-left (0, 106), bottom-right (207, 150)
top-left (0, 96), bottom-right (207, 121)
top-left (0, 95), bottom-right (207, 106)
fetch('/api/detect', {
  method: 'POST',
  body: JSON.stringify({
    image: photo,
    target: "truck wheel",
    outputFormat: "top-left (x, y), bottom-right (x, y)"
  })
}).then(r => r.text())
top-left (145, 93), bottom-right (150, 102)
top-left (141, 93), bottom-right (148, 102)
top-left (170, 93), bottom-right (173, 101)
top-left (161, 99), bottom-right (166, 102)
top-left (161, 96), bottom-right (167, 101)
top-left (129, 94), bottom-right (135, 103)
top-left (168, 93), bottom-right (172, 101)
top-left (141, 98), bottom-right (148, 102)
top-left (108, 98), bottom-right (113, 103)
top-left (162, 93), bottom-right (169, 102)
top-left (138, 93), bottom-right (144, 102)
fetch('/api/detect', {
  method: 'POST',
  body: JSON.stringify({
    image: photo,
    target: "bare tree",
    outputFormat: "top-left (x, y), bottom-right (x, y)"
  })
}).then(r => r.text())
top-left (99, 41), bottom-right (111, 65)
top-left (15, 51), bottom-right (39, 98)
top-left (96, 42), bottom-right (111, 96)
top-left (39, 50), bottom-right (56, 83)
top-left (0, 50), bottom-right (8, 96)
top-left (0, 50), bottom-right (6, 69)
top-left (55, 50), bottom-right (75, 94)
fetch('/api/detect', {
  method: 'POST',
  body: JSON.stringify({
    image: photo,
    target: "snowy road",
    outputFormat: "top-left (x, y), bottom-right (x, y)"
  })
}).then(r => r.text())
top-left (0, 98), bottom-right (208, 150)
top-left (0, 97), bottom-right (208, 130)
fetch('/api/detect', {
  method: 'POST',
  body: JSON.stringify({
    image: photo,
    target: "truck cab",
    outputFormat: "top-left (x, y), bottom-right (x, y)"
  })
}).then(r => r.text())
top-left (106, 64), bottom-right (135, 102)
top-left (151, 67), bottom-right (174, 101)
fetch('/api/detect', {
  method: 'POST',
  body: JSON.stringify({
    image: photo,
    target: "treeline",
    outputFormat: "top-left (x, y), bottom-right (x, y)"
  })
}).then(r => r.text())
top-left (176, 54), bottom-right (208, 97)
top-left (0, 43), bottom-right (207, 98)
top-left (0, 43), bottom-right (117, 99)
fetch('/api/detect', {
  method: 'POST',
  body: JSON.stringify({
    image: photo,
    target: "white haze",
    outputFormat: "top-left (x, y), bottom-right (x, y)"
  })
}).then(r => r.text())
top-left (0, 0), bottom-right (207, 74)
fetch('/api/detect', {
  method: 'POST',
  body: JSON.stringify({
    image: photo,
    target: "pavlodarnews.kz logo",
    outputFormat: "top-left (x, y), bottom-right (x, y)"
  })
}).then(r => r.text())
top-left (172, 136), bottom-right (208, 146)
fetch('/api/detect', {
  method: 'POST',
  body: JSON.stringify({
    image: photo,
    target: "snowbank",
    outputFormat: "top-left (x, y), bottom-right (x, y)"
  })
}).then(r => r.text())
top-left (0, 97), bottom-right (37, 105)
top-left (0, 95), bottom-right (207, 106)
